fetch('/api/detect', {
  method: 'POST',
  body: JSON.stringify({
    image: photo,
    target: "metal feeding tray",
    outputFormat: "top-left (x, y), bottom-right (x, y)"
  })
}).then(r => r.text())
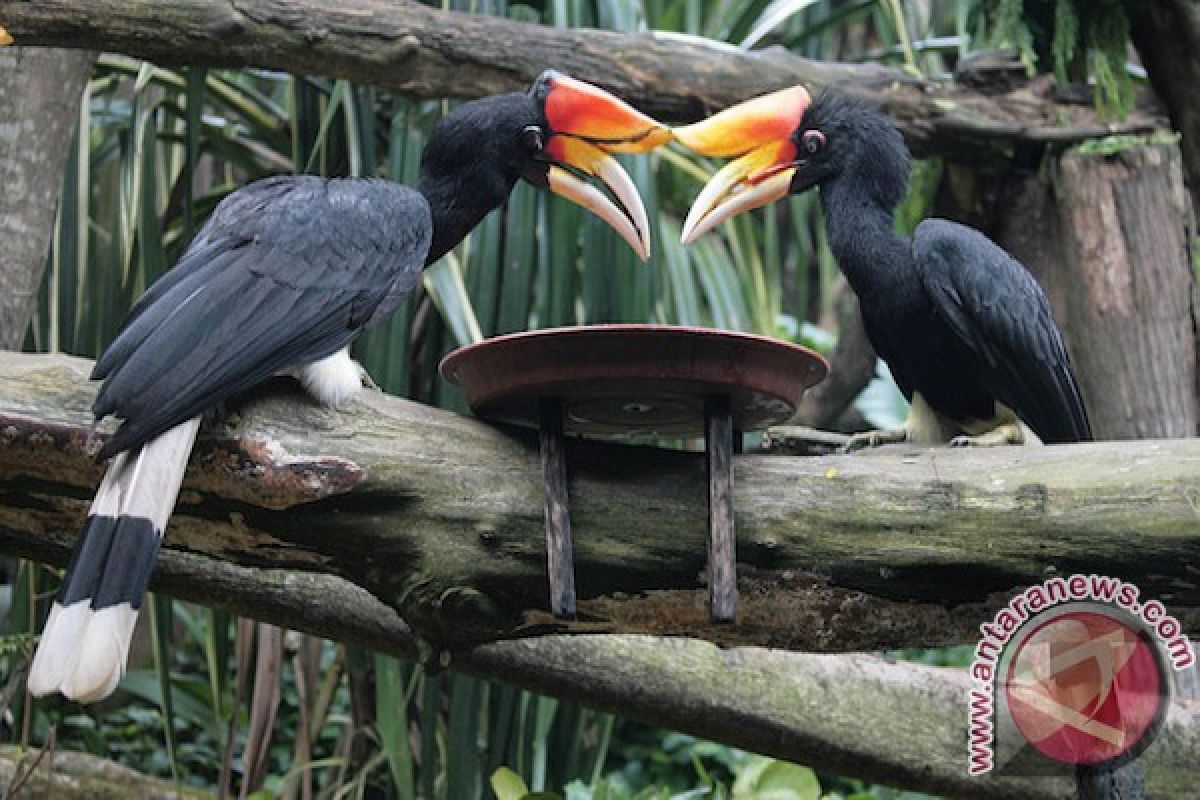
top-left (440, 325), bottom-right (828, 622)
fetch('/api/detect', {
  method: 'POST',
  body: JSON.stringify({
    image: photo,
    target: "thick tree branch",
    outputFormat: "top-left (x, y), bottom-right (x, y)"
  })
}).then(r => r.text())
top-left (2, 352), bottom-right (1199, 797)
top-left (0, 0), bottom-right (1164, 161)
top-left (1, 350), bottom-right (1198, 653)
top-left (0, 745), bottom-right (213, 799)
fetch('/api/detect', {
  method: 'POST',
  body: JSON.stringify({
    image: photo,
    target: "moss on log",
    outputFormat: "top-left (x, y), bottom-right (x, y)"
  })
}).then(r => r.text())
top-left (2, 352), bottom-right (1198, 798)
top-left (0, 351), bottom-right (1197, 655)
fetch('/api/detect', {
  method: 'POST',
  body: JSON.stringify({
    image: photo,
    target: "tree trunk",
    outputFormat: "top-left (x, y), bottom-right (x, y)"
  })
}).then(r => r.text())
top-left (939, 143), bottom-right (1198, 440)
top-left (0, 0), bottom-right (1164, 158)
top-left (0, 47), bottom-right (94, 349)
top-left (1126, 0), bottom-right (1200, 223)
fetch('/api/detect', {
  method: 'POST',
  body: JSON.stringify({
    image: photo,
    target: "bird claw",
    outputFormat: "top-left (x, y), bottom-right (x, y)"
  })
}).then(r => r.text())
top-left (945, 422), bottom-right (1022, 448)
top-left (842, 427), bottom-right (908, 453)
top-left (842, 433), bottom-right (878, 453)
top-left (205, 400), bottom-right (242, 429)
top-left (949, 425), bottom-right (1025, 448)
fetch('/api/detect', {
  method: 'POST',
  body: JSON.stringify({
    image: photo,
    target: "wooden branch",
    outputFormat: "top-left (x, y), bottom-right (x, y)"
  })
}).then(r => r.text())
top-left (0, 47), bottom-right (94, 348)
top-left (2, 351), bottom-right (1198, 654)
top-left (0, 745), bottom-right (213, 799)
top-left (0, 0), bottom-right (1166, 160)
top-left (2, 351), bottom-right (1198, 798)
top-left (7, 539), bottom-right (1198, 800)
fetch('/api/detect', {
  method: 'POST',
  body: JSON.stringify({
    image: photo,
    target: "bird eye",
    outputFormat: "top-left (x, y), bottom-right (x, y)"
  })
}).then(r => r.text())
top-left (801, 129), bottom-right (826, 155)
top-left (520, 125), bottom-right (545, 153)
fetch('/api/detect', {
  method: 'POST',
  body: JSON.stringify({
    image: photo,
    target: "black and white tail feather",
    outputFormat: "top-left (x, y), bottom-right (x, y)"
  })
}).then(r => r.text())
top-left (28, 418), bottom-right (200, 702)
top-left (27, 348), bottom-right (366, 703)
top-left (26, 173), bottom-right (433, 703)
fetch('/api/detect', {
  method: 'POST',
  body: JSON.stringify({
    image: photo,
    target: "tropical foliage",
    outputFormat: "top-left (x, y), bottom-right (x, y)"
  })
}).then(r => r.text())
top-left (1, 1), bottom-right (1142, 798)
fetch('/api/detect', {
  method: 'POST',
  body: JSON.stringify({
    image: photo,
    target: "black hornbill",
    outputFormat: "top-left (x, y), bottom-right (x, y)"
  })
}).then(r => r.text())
top-left (29, 71), bottom-right (668, 702)
top-left (674, 87), bottom-right (1091, 449)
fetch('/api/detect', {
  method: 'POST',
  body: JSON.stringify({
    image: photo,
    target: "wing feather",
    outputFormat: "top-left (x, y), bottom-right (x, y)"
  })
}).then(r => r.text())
top-left (914, 219), bottom-right (1091, 443)
top-left (94, 176), bottom-right (432, 457)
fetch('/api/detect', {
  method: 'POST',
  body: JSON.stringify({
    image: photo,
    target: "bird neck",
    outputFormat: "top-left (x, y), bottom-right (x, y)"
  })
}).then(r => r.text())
top-left (819, 177), bottom-right (913, 299)
top-left (418, 174), bottom-right (502, 266)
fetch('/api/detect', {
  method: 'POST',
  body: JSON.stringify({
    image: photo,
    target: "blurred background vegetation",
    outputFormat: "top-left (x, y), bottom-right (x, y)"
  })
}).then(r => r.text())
top-left (2, 0), bottom-right (1142, 797)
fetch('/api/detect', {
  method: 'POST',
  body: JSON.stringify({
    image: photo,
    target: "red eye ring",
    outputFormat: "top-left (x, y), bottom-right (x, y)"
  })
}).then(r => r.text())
top-left (801, 129), bottom-right (826, 155)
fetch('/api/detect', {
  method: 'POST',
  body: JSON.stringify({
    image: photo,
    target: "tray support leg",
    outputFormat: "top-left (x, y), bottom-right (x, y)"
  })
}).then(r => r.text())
top-left (539, 398), bottom-right (577, 618)
top-left (705, 394), bottom-right (737, 623)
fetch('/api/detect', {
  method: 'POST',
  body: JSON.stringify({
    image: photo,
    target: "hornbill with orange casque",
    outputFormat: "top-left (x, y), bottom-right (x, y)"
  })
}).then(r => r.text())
top-left (29, 71), bottom-right (668, 703)
top-left (674, 87), bottom-right (1091, 450)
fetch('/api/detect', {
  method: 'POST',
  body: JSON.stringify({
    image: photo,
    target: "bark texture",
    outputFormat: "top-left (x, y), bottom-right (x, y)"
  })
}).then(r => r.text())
top-left (0, 745), bottom-right (212, 799)
top-left (0, 0), bottom-right (1163, 159)
top-left (1, 351), bottom-right (1198, 655)
top-left (0, 47), bottom-right (94, 349)
top-left (945, 143), bottom-right (1199, 439)
top-left (2, 353), bottom-right (1198, 798)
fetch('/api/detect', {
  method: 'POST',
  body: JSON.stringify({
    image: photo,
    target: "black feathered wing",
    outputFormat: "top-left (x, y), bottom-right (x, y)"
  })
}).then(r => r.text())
top-left (913, 219), bottom-right (1091, 443)
top-left (93, 175), bottom-right (432, 457)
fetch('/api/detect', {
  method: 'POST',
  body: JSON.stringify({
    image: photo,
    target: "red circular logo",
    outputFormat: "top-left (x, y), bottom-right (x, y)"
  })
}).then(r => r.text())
top-left (1004, 610), bottom-right (1166, 766)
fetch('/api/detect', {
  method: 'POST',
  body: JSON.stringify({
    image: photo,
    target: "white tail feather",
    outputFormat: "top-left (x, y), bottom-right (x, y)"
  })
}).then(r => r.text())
top-left (121, 418), bottom-right (201, 531)
top-left (29, 417), bottom-right (201, 702)
top-left (60, 604), bottom-right (138, 703)
top-left (27, 601), bottom-right (90, 695)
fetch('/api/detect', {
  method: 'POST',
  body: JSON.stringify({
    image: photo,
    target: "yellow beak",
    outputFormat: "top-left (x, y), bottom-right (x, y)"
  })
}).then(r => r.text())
top-left (536, 71), bottom-right (670, 260)
top-left (673, 86), bottom-right (812, 244)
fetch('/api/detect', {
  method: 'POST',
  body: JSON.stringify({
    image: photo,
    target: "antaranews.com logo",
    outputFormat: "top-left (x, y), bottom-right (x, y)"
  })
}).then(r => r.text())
top-left (967, 573), bottom-right (1194, 775)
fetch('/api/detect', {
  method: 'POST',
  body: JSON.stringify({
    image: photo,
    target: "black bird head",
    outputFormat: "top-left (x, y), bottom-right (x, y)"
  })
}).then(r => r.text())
top-left (674, 87), bottom-right (910, 243)
top-left (419, 70), bottom-right (668, 261)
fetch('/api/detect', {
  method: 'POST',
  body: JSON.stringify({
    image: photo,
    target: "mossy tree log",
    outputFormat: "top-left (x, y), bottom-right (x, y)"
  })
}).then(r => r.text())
top-left (2, 352), bottom-right (1200, 798)
top-left (0, 0), bottom-right (1165, 162)
top-left (1, 350), bottom-right (1198, 652)
top-left (0, 745), bottom-right (213, 799)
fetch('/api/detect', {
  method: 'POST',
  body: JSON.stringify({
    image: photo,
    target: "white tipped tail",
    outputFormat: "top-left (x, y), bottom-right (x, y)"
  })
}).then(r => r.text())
top-left (28, 417), bottom-right (200, 702)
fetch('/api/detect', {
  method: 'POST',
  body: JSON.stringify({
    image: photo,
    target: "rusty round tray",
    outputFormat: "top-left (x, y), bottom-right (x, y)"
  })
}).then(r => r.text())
top-left (440, 325), bottom-right (828, 436)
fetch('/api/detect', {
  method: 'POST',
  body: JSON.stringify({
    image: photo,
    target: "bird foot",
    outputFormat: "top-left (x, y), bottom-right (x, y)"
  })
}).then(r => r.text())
top-left (950, 423), bottom-right (1026, 447)
top-left (842, 427), bottom-right (909, 453)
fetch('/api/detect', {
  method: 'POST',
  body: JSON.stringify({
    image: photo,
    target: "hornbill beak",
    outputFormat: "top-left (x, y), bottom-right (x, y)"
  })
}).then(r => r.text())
top-left (529, 71), bottom-right (670, 261)
top-left (673, 86), bottom-right (812, 244)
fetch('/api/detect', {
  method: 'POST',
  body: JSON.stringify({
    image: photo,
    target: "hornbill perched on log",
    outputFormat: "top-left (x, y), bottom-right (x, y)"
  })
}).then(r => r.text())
top-left (29, 71), bottom-right (668, 702)
top-left (675, 88), bottom-right (1091, 449)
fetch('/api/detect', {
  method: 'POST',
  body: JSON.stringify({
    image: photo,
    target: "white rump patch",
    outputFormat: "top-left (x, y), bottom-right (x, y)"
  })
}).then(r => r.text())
top-left (295, 349), bottom-right (365, 409)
